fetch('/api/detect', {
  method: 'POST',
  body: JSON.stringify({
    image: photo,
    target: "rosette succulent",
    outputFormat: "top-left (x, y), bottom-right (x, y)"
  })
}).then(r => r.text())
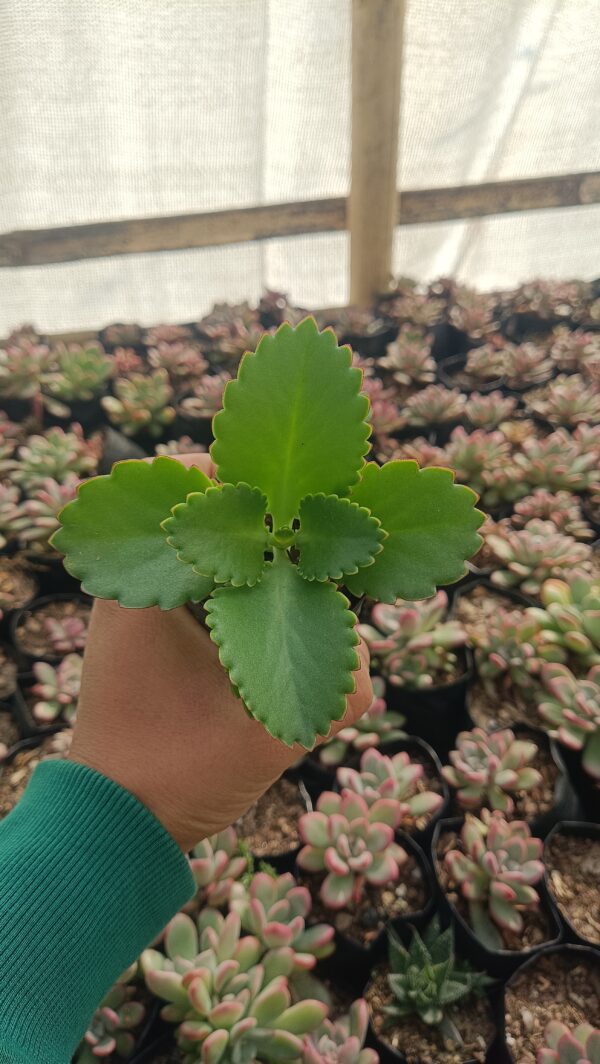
top-left (361, 378), bottom-right (401, 438)
top-left (486, 519), bottom-right (592, 596)
top-left (14, 426), bottom-right (99, 491)
top-left (0, 332), bottom-right (52, 400)
top-left (381, 325), bottom-right (436, 387)
top-left (473, 608), bottom-right (565, 701)
top-left (190, 826), bottom-right (248, 907)
top-left (513, 490), bottom-right (594, 541)
top-left (503, 342), bottom-right (554, 388)
top-left (75, 964), bottom-right (145, 1062)
top-left (297, 790), bottom-right (407, 910)
top-left (179, 372), bottom-right (232, 420)
top-left (514, 430), bottom-right (600, 493)
top-left (196, 302), bottom-right (264, 361)
top-left (440, 426), bottom-right (517, 505)
top-left (0, 484), bottom-right (28, 549)
top-left (18, 475), bottom-right (80, 551)
top-left (444, 810), bottom-right (544, 950)
top-left (302, 1000), bottom-right (378, 1064)
top-left (102, 370), bottom-right (176, 438)
top-left (442, 728), bottom-right (542, 813)
top-left (30, 654), bottom-right (83, 723)
top-left (229, 871), bottom-right (334, 965)
top-left (398, 385), bottom-right (466, 428)
top-left (337, 748), bottom-right (443, 826)
top-left (537, 1021), bottom-right (600, 1064)
top-left (52, 319), bottom-right (483, 747)
top-left (316, 676), bottom-right (406, 767)
top-left (43, 342), bottom-right (112, 409)
top-left (538, 663), bottom-right (600, 780)
top-left (147, 341), bottom-right (208, 383)
top-left (464, 344), bottom-right (506, 383)
top-left (383, 918), bottom-right (491, 1045)
top-left (358, 592), bottom-right (467, 689)
top-left (526, 373), bottom-right (600, 427)
top-left (142, 908), bottom-right (326, 1063)
top-left (550, 326), bottom-right (600, 372)
top-left (465, 391), bottom-right (517, 429)
top-left (528, 573), bottom-right (600, 668)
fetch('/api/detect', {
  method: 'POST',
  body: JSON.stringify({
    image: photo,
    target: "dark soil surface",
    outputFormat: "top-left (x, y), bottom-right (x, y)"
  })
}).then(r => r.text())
top-left (14, 599), bottom-right (91, 658)
top-left (504, 952), bottom-right (600, 1063)
top-left (546, 832), bottom-right (600, 944)
top-left (453, 585), bottom-right (523, 643)
top-left (300, 852), bottom-right (428, 947)
top-left (367, 965), bottom-right (494, 1063)
top-left (0, 710), bottom-right (18, 753)
top-left (436, 830), bottom-right (555, 952)
top-left (236, 776), bottom-right (305, 858)
top-left (0, 730), bottom-right (72, 818)
top-left (468, 680), bottom-right (540, 731)
top-left (0, 560), bottom-right (37, 613)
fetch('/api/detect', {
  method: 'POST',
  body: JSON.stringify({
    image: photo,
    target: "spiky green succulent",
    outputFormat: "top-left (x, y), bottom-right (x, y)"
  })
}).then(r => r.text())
top-left (442, 728), bottom-right (542, 813)
top-left (383, 918), bottom-right (491, 1045)
top-left (444, 810), bottom-right (544, 950)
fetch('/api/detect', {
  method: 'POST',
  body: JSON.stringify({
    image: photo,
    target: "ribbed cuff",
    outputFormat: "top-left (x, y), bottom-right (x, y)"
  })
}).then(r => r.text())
top-left (0, 759), bottom-right (195, 1063)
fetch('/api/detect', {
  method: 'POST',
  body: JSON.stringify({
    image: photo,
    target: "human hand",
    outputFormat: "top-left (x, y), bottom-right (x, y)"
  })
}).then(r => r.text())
top-left (68, 453), bottom-right (373, 851)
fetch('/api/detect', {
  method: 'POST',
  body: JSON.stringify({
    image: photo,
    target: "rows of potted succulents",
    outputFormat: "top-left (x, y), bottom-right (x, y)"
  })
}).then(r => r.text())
top-left (0, 276), bottom-right (598, 1062)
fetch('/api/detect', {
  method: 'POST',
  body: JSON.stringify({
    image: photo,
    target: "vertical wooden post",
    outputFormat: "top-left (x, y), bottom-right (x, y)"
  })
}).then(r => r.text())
top-left (349, 0), bottom-right (405, 305)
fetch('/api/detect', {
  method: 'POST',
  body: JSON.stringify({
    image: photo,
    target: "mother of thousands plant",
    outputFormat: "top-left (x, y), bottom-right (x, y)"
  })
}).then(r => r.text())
top-left (52, 319), bottom-right (483, 747)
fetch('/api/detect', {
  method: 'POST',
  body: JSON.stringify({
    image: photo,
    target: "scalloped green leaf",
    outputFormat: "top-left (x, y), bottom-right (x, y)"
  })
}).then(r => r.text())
top-left (162, 482), bottom-right (269, 587)
top-left (205, 551), bottom-right (360, 747)
top-left (50, 458), bottom-right (214, 609)
top-left (211, 317), bottom-right (371, 527)
top-left (344, 461), bottom-right (484, 602)
top-left (296, 493), bottom-right (386, 582)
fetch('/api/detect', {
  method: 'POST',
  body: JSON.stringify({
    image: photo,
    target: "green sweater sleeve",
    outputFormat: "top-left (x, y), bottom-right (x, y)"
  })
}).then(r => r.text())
top-left (0, 759), bottom-right (196, 1064)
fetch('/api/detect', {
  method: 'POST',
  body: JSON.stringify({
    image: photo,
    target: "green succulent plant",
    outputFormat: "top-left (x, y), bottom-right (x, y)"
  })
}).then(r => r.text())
top-left (382, 918), bottom-right (491, 1046)
top-left (75, 964), bottom-right (145, 1061)
top-left (537, 1021), bottom-right (600, 1064)
top-left (52, 319), bottom-right (483, 748)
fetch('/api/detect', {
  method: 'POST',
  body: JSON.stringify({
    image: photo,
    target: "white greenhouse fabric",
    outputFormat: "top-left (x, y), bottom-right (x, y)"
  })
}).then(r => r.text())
top-left (0, 0), bottom-right (598, 332)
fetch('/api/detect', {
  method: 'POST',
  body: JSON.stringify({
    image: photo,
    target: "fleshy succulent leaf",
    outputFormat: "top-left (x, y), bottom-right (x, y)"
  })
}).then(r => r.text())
top-left (162, 482), bottom-right (269, 587)
top-left (211, 318), bottom-right (370, 527)
top-left (205, 551), bottom-right (359, 747)
top-left (296, 494), bottom-right (385, 581)
top-left (51, 457), bottom-right (214, 608)
top-left (344, 462), bottom-right (484, 602)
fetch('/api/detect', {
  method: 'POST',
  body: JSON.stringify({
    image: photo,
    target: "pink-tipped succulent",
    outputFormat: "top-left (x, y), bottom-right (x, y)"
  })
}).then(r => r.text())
top-left (102, 370), bottom-right (176, 438)
top-left (448, 285), bottom-right (496, 338)
top-left (514, 430), bottom-right (600, 494)
top-left (0, 332), bottom-right (52, 401)
top-left (550, 325), bottom-right (600, 372)
top-left (18, 475), bottom-right (80, 551)
top-left (503, 342), bottom-right (554, 388)
top-left (380, 288), bottom-right (445, 327)
top-left (528, 573), bottom-right (600, 668)
top-left (76, 964), bottom-right (145, 1061)
top-left (190, 826), bottom-right (248, 907)
top-left (317, 676), bottom-right (406, 768)
top-left (486, 519), bottom-right (592, 597)
top-left (14, 425), bottom-right (100, 491)
top-left (537, 1020), bottom-right (600, 1063)
top-left (179, 371), bottom-right (232, 420)
top-left (0, 484), bottom-right (29, 550)
top-left (465, 391), bottom-right (518, 430)
top-left (473, 607), bottom-right (565, 702)
top-left (358, 592), bottom-right (468, 689)
top-left (538, 663), bottom-right (600, 782)
top-left (144, 323), bottom-right (194, 346)
top-left (43, 613), bottom-right (88, 653)
top-left (337, 748), bottom-right (443, 828)
top-left (440, 426), bottom-right (518, 506)
top-left (361, 377), bottom-right (402, 438)
top-left (442, 728), bottom-right (542, 813)
top-left (398, 385), bottom-right (466, 428)
top-left (111, 346), bottom-right (145, 376)
top-left (464, 344), bottom-right (506, 383)
top-left (196, 301), bottom-right (264, 360)
top-left (513, 490), bottom-right (594, 541)
top-left (147, 340), bottom-right (208, 384)
top-left (301, 999), bottom-right (378, 1064)
top-left (43, 342), bottom-right (112, 410)
top-left (381, 325), bottom-right (436, 386)
top-left (30, 654), bottom-right (83, 723)
top-left (155, 436), bottom-right (206, 457)
top-left (142, 908), bottom-right (326, 1062)
top-left (229, 871), bottom-right (334, 968)
top-left (389, 436), bottom-right (446, 467)
top-left (444, 810), bottom-right (544, 950)
top-left (297, 791), bottom-right (407, 910)
top-left (526, 373), bottom-right (600, 427)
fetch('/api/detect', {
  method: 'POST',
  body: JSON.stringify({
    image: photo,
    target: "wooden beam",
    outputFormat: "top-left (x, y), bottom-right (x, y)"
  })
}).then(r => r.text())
top-left (349, 0), bottom-right (405, 306)
top-left (0, 172), bottom-right (598, 270)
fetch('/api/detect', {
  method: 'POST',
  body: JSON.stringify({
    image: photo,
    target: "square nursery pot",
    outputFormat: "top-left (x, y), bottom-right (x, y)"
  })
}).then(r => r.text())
top-left (298, 831), bottom-right (435, 990)
top-left (432, 817), bottom-right (563, 980)
top-left (384, 650), bottom-right (474, 761)
top-left (10, 592), bottom-right (92, 676)
top-left (363, 913), bottom-right (502, 1064)
top-left (498, 944), bottom-right (600, 1064)
top-left (543, 820), bottom-right (600, 948)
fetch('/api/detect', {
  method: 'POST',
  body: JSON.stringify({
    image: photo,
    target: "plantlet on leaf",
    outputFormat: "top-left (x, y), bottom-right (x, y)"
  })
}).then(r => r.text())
top-left (383, 917), bottom-right (491, 1046)
top-left (316, 676), bottom-right (406, 767)
top-left (301, 999), bottom-right (378, 1064)
top-left (537, 1020), bottom-right (600, 1064)
top-left (538, 662), bottom-right (600, 781)
top-left (52, 319), bottom-right (483, 748)
top-left (444, 810), bottom-right (544, 951)
top-left (442, 728), bottom-right (542, 813)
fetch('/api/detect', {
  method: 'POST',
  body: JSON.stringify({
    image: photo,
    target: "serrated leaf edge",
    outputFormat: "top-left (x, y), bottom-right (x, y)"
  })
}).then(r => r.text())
top-left (204, 576), bottom-right (361, 748)
top-left (162, 482), bottom-right (269, 589)
top-left (296, 492), bottom-right (387, 583)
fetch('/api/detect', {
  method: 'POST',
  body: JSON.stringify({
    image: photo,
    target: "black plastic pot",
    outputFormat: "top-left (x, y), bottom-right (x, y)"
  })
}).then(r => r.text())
top-left (385, 650), bottom-right (474, 762)
top-left (98, 427), bottom-right (147, 473)
top-left (0, 396), bottom-right (36, 422)
top-left (364, 917), bottom-right (502, 1064)
top-left (514, 726), bottom-right (577, 839)
top-left (432, 817), bottom-right (563, 979)
top-left (543, 820), bottom-right (600, 948)
top-left (10, 592), bottom-right (92, 675)
top-left (450, 575), bottom-right (536, 619)
top-left (43, 394), bottom-right (108, 434)
top-left (500, 311), bottom-right (557, 343)
top-left (124, 1001), bottom-right (166, 1064)
top-left (499, 944), bottom-right (600, 1064)
top-left (429, 322), bottom-right (474, 363)
top-left (18, 551), bottom-right (81, 598)
top-left (438, 353), bottom-right (504, 395)
top-left (171, 407), bottom-right (214, 448)
top-left (341, 324), bottom-right (399, 361)
top-left (557, 743), bottom-right (600, 821)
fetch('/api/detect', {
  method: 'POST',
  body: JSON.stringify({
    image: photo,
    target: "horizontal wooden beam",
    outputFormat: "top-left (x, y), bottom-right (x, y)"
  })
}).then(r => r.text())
top-left (1, 172), bottom-right (598, 268)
